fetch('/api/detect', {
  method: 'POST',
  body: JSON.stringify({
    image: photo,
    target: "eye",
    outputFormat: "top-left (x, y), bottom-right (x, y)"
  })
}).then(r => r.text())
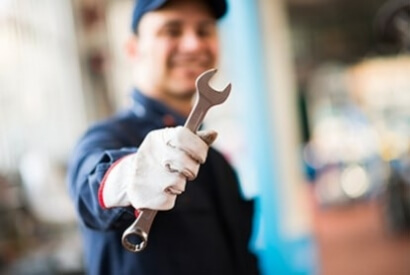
top-left (197, 25), bottom-right (216, 38)
top-left (162, 26), bottom-right (181, 37)
top-left (197, 29), bottom-right (210, 37)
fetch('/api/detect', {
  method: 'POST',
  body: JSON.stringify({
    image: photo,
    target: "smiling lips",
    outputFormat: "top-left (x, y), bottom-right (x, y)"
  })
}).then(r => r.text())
top-left (171, 53), bottom-right (212, 69)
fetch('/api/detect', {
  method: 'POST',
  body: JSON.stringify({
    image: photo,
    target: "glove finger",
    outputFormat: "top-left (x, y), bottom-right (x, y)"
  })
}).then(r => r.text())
top-left (162, 149), bottom-right (200, 181)
top-left (129, 190), bottom-right (178, 210)
top-left (163, 177), bottom-right (187, 195)
top-left (128, 170), bottom-right (183, 210)
top-left (197, 129), bottom-right (218, 146)
top-left (166, 126), bottom-right (209, 163)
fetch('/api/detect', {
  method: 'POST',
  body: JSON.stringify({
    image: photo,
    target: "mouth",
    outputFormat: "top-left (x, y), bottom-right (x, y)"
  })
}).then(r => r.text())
top-left (170, 55), bottom-right (212, 71)
top-left (172, 63), bottom-right (208, 72)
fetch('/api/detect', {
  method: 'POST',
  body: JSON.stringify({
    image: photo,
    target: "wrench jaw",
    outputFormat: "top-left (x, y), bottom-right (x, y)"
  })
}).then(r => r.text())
top-left (196, 68), bottom-right (218, 87)
top-left (195, 68), bottom-right (232, 105)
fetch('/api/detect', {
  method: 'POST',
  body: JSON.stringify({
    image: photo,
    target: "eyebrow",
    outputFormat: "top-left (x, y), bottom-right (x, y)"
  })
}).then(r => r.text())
top-left (161, 19), bottom-right (216, 29)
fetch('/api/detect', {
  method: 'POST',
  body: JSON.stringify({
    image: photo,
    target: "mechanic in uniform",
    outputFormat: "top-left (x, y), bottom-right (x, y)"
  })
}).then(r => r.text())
top-left (67, 0), bottom-right (260, 274)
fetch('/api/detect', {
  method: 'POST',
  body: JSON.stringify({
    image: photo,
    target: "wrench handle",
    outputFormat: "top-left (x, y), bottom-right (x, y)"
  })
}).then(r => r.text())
top-left (184, 98), bottom-right (210, 132)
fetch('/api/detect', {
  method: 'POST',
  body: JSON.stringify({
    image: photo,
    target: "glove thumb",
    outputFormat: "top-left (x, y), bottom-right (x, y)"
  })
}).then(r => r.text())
top-left (197, 129), bottom-right (218, 146)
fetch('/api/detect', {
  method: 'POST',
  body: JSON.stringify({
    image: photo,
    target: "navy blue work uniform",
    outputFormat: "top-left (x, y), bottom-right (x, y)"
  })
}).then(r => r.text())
top-left (67, 89), bottom-right (259, 275)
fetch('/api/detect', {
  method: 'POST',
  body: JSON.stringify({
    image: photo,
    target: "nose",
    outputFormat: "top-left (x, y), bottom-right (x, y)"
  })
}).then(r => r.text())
top-left (179, 31), bottom-right (204, 53)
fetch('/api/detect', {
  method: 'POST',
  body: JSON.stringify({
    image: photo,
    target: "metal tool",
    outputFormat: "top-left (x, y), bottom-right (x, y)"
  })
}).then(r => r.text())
top-left (122, 68), bottom-right (231, 252)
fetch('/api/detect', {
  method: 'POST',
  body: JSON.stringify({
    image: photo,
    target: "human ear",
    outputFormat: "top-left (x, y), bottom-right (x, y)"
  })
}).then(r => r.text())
top-left (125, 35), bottom-right (139, 60)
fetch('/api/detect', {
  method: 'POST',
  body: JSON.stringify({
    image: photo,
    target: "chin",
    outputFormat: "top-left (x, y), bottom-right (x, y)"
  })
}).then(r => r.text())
top-left (169, 67), bottom-right (210, 95)
top-left (174, 66), bottom-right (210, 79)
top-left (174, 88), bottom-right (196, 100)
top-left (171, 77), bottom-right (197, 92)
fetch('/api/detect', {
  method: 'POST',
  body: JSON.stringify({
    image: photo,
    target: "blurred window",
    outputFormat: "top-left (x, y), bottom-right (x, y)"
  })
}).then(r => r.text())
top-left (0, 0), bottom-right (86, 172)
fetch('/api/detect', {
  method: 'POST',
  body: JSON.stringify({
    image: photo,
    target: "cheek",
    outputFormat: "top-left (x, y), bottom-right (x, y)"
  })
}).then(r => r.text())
top-left (208, 42), bottom-right (219, 62)
top-left (146, 43), bottom-right (174, 66)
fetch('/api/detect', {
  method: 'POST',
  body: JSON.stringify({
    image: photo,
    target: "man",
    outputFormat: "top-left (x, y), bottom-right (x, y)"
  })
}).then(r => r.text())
top-left (67, 0), bottom-right (259, 274)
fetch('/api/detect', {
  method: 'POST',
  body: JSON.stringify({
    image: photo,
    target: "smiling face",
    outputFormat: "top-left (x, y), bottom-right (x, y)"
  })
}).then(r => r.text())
top-left (128, 0), bottom-right (219, 107)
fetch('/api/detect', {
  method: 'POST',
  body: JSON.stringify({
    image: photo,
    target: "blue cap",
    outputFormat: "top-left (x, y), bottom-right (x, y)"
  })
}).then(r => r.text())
top-left (131, 0), bottom-right (228, 33)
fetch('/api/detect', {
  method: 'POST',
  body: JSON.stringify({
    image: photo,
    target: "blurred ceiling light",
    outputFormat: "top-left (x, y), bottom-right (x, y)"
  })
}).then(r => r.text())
top-left (340, 164), bottom-right (370, 199)
top-left (312, 116), bottom-right (380, 164)
top-left (315, 168), bottom-right (344, 205)
top-left (348, 56), bottom-right (410, 111)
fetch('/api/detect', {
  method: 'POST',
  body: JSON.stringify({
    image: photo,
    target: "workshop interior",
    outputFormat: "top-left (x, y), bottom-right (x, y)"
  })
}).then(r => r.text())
top-left (0, 0), bottom-right (409, 274)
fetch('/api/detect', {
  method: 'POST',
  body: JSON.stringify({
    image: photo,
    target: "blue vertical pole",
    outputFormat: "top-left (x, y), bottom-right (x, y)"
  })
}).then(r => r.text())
top-left (219, 1), bottom-right (317, 274)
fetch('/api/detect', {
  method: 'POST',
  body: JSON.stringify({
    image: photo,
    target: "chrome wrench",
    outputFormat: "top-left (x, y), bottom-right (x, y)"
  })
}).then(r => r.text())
top-left (122, 68), bottom-right (231, 252)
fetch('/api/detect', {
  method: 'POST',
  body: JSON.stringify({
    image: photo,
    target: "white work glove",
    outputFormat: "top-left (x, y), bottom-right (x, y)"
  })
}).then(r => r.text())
top-left (98, 126), bottom-right (217, 211)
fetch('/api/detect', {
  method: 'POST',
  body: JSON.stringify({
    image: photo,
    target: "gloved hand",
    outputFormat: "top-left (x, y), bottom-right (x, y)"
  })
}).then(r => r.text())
top-left (98, 126), bottom-right (217, 211)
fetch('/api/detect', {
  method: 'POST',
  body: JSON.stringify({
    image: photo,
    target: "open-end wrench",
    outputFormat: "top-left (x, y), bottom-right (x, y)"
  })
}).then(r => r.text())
top-left (122, 68), bottom-right (231, 252)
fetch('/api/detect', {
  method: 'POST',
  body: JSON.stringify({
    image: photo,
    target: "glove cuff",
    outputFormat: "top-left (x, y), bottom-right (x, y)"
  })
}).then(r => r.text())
top-left (98, 154), bottom-right (134, 209)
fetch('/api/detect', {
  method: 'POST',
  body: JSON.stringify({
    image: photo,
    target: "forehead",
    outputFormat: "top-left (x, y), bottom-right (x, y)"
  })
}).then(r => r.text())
top-left (138, 0), bottom-right (216, 32)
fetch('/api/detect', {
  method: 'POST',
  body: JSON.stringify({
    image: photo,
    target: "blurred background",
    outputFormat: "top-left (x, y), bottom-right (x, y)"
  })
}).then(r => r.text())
top-left (0, 0), bottom-right (409, 274)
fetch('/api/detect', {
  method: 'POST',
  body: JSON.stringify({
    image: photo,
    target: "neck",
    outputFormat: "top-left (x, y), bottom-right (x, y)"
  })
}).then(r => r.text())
top-left (138, 86), bottom-right (194, 117)
top-left (134, 76), bottom-right (195, 117)
top-left (162, 94), bottom-right (193, 117)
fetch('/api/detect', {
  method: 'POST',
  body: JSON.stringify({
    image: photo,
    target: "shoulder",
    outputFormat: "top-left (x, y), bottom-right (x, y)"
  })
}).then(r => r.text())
top-left (67, 110), bottom-right (141, 181)
top-left (88, 110), bottom-right (138, 135)
top-left (73, 110), bottom-right (142, 152)
top-left (87, 109), bottom-right (148, 141)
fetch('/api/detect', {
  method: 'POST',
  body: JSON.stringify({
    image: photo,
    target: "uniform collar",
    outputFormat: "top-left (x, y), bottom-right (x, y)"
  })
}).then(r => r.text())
top-left (131, 88), bottom-right (186, 127)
